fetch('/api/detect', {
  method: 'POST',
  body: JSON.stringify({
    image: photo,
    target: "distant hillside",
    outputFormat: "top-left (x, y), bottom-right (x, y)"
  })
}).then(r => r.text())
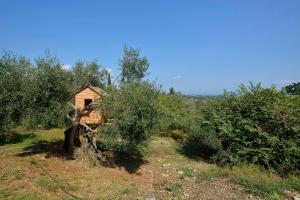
top-left (184, 94), bottom-right (221, 104)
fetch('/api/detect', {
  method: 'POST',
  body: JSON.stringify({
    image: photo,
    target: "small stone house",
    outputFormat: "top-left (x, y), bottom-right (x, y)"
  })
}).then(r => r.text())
top-left (74, 86), bottom-right (103, 125)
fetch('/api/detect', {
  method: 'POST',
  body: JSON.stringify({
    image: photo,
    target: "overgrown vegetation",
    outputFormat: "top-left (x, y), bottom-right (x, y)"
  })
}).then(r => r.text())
top-left (1, 47), bottom-right (299, 179)
top-left (157, 91), bottom-right (198, 137)
top-left (157, 82), bottom-right (300, 176)
top-left (186, 83), bottom-right (300, 176)
top-left (0, 50), bottom-right (110, 134)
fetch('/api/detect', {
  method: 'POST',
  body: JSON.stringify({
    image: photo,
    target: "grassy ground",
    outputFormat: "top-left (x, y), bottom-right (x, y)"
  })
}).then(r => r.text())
top-left (0, 128), bottom-right (299, 200)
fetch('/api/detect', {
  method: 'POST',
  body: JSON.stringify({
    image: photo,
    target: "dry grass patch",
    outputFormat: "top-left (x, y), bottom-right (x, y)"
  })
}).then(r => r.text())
top-left (1, 129), bottom-right (297, 200)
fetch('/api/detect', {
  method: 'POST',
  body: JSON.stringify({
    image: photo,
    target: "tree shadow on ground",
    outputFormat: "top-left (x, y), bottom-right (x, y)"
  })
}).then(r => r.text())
top-left (101, 149), bottom-right (148, 174)
top-left (0, 132), bottom-right (36, 145)
top-left (17, 140), bottom-right (65, 159)
top-left (97, 141), bottom-right (149, 174)
top-left (17, 140), bottom-right (83, 200)
top-left (17, 139), bottom-right (148, 174)
top-left (177, 143), bottom-right (215, 163)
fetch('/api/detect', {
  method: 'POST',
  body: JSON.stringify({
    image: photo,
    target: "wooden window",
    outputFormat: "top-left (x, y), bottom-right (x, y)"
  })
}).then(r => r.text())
top-left (84, 99), bottom-right (93, 109)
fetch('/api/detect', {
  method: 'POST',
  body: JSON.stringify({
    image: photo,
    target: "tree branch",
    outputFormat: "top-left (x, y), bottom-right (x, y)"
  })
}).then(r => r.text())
top-left (66, 114), bottom-right (75, 123)
top-left (79, 122), bottom-right (96, 133)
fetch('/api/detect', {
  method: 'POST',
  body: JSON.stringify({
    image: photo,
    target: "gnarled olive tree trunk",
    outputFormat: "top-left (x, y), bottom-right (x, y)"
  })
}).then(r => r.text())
top-left (63, 104), bottom-right (106, 165)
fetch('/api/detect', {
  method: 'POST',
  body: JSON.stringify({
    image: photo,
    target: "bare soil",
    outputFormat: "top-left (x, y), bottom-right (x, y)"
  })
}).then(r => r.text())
top-left (0, 129), bottom-right (260, 200)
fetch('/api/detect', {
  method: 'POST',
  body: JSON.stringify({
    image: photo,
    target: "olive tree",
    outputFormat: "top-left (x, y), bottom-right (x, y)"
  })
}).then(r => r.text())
top-left (98, 82), bottom-right (159, 155)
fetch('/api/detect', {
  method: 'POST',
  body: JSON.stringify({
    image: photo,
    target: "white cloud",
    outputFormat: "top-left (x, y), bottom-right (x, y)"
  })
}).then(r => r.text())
top-left (62, 64), bottom-right (72, 70)
top-left (173, 75), bottom-right (183, 80)
top-left (105, 67), bottom-right (113, 75)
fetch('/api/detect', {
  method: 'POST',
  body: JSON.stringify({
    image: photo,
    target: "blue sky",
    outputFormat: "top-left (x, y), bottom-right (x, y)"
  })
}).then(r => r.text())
top-left (0, 0), bottom-right (299, 94)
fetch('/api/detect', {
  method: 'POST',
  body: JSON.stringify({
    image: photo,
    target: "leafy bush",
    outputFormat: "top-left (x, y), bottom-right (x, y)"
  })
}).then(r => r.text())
top-left (183, 125), bottom-right (221, 159)
top-left (186, 83), bottom-right (300, 176)
top-left (157, 92), bottom-right (197, 136)
top-left (98, 82), bottom-right (159, 155)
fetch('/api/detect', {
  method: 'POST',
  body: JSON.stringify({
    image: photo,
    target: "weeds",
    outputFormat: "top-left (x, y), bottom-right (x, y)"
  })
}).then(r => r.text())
top-left (36, 176), bottom-right (58, 192)
top-left (166, 182), bottom-right (183, 194)
top-left (29, 159), bottom-right (37, 166)
top-left (0, 188), bottom-right (15, 199)
top-left (178, 167), bottom-right (194, 179)
top-left (196, 165), bottom-right (300, 199)
top-left (284, 176), bottom-right (300, 191)
top-left (0, 168), bottom-right (24, 183)
top-left (121, 187), bottom-right (130, 194)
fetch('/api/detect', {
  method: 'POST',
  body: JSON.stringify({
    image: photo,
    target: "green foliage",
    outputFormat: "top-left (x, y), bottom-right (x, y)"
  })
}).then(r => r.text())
top-left (184, 125), bottom-right (221, 159)
top-left (1, 48), bottom-right (299, 179)
top-left (178, 167), bottom-right (194, 178)
top-left (119, 45), bottom-right (149, 84)
top-left (169, 87), bottom-right (175, 95)
top-left (0, 50), bottom-right (107, 133)
top-left (285, 82), bottom-right (300, 95)
top-left (284, 176), bottom-right (300, 191)
top-left (166, 182), bottom-right (183, 194)
top-left (73, 60), bottom-right (106, 90)
top-left (0, 52), bottom-right (33, 134)
top-left (157, 92), bottom-right (198, 136)
top-left (189, 83), bottom-right (300, 176)
top-left (98, 82), bottom-right (159, 155)
top-left (36, 176), bottom-right (59, 192)
top-left (107, 73), bottom-right (112, 86)
top-left (121, 187), bottom-right (129, 194)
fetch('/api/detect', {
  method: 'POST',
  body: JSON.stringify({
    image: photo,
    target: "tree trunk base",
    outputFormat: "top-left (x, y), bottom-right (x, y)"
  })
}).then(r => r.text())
top-left (63, 125), bottom-right (106, 165)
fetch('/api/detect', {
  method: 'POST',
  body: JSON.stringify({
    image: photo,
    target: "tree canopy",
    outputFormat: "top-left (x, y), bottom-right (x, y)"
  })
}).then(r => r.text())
top-left (285, 82), bottom-right (300, 95)
top-left (119, 45), bottom-right (149, 84)
top-left (0, 51), bottom-right (107, 132)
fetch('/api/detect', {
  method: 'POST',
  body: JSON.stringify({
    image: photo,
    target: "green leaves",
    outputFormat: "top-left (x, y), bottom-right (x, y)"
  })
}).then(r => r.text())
top-left (98, 82), bottom-right (159, 155)
top-left (285, 82), bottom-right (300, 95)
top-left (119, 45), bottom-right (149, 84)
top-left (0, 50), bottom-right (111, 133)
top-left (188, 83), bottom-right (300, 176)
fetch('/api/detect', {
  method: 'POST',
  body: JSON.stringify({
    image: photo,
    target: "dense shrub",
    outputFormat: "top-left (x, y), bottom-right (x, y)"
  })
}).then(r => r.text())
top-left (187, 83), bottom-right (300, 176)
top-left (157, 92), bottom-right (197, 136)
top-left (98, 82), bottom-right (159, 155)
top-left (183, 125), bottom-right (221, 159)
